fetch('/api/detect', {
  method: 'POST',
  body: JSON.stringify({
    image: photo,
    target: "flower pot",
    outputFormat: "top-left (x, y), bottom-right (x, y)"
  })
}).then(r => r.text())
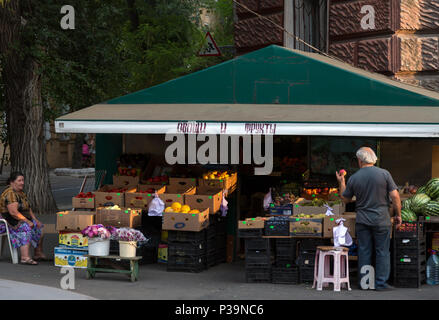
top-left (119, 241), bottom-right (137, 258)
top-left (88, 238), bottom-right (110, 256)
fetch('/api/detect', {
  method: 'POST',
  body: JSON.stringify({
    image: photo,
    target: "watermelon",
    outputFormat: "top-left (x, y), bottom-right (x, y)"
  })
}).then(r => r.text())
top-left (410, 193), bottom-right (431, 214)
top-left (424, 178), bottom-right (439, 199)
top-left (423, 201), bottom-right (439, 216)
top-left (402, 198), bottom-right (412, 211)
top-left (401, 208), bottom-right (417, 221)
top-left (416, 186), bottom-right (427, 194)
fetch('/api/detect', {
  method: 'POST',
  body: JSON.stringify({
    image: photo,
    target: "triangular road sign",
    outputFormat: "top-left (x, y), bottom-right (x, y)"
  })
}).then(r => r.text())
top-left (198, 32), bottom-right (222, 57)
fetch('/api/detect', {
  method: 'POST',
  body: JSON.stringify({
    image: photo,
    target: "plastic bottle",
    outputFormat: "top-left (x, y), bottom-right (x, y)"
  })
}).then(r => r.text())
top-left (427, 250), bottom-right (439, 285)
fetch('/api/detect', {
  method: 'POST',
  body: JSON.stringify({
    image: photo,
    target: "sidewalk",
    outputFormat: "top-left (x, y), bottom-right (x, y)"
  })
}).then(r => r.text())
top-left (0, 279), bottom-right (96, 300)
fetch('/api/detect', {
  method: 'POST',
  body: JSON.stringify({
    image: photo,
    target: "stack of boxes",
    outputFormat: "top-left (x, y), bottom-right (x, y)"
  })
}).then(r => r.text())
top-left (245, 238), bottom-right (272, 283)
top-left (296, 239), bottom-right (330, 283)
top-left (55, 210), bottom-right (95, 268)
top-left (393, 221), bottom-right (427, 288)
top-left (162, 173), bottom-right (234, 272)
top-left (272, 238), bottom-right (298, 284)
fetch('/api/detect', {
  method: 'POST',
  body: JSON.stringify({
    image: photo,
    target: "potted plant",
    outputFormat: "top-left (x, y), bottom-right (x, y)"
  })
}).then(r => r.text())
top-left (114, 228), bottom-right (148, 258)
top-left (81, 224), bottom-right (114, 256)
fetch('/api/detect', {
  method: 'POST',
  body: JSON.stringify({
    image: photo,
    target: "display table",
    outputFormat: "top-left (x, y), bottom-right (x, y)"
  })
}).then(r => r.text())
top-left (85, 255), bottom-right (142, 282)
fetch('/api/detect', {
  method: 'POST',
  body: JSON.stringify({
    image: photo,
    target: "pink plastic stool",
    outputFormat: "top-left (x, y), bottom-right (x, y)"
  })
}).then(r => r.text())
top-left (312, 246), bottom-right (351, 292)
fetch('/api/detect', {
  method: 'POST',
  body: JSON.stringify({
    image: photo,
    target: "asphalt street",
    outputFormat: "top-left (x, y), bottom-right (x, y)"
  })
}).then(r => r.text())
top-left (0, 169), bottom-right (439, 300)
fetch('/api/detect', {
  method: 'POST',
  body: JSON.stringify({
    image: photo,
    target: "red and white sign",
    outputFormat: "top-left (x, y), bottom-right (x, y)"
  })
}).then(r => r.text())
top-left (198, 32), bottom-right (222, 57)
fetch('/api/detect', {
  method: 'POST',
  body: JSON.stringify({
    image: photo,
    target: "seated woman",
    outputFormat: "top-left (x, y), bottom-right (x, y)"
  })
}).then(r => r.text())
top-left (0, 171), bottom-right (46, 265)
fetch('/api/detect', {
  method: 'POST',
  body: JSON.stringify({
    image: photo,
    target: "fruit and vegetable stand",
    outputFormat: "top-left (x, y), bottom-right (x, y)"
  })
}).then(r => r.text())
top-left (54, 45), bottom-right (439, 288)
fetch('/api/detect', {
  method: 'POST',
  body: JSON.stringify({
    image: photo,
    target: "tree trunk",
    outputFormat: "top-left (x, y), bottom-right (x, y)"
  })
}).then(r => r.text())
top-left (0, 0), bottom-right (58, 215)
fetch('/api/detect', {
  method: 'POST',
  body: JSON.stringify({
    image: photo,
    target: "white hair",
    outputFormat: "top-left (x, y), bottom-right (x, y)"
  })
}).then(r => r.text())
top-left (356, 147), bottom-right (377, 164)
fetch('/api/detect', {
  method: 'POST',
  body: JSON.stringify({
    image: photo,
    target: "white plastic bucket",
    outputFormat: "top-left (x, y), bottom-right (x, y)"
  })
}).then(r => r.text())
top-left (119, 241), bottom-right (137, 258)
top-left (88, 238), bottom-right (110, 256)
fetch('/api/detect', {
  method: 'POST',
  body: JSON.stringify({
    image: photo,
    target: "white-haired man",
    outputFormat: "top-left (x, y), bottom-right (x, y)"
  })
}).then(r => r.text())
top-left (336, 147), bottom-right (402, 291)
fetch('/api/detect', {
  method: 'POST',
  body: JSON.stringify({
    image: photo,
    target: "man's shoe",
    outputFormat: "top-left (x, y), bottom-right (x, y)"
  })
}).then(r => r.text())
top-left (375, 284), bottom-right (395, 291)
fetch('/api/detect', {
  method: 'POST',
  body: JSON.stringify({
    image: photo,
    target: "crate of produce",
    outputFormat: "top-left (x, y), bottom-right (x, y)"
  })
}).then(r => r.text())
top-left (290, 216), bottom-right (324, 238)
top-left (268, 204), bottom-right (294, 216)
top-left (265, 217), bottom-right (290, 236)
top-left (238, 228), bottom-right (263, 238)
top-left (245, 250), bottom-right (271, 267)
top-left (299, 265), bottom-right (315, 283)
top-left (167, 255), bottom-right (207, 273)
top-left (394, 221), bottom-right (425, 239)
top-left (296, 250), bottom-right (317, 267)
top-left (272, 266), bottom-right (299, 284)
top-left (245, 238), bottom-right (271, 251)
top-left (168, 241), bottom-right (206, 257)
top-left (245, 267), bottom-right (272, 283)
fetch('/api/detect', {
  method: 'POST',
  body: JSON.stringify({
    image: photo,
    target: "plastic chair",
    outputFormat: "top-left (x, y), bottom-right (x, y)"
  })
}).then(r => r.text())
top-left (0, 219), bottom-right (18, 264)
top-left (312, 246), bottom-right (351, 292)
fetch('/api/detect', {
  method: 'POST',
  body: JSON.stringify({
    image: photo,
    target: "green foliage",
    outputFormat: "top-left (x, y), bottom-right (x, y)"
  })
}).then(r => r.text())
top-left (1, 0), bottom-right (235, 123)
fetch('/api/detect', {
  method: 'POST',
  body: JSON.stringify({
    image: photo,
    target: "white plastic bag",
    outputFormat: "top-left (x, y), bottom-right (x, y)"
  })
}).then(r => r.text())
top-left (333, 218), bottom-right (353, 247)
top-left (220, 192), bottom-right (228, 217)
top-left (263, 188), bottom-right (273, 210)
top-left (148, 193), bottom-right (165, 217)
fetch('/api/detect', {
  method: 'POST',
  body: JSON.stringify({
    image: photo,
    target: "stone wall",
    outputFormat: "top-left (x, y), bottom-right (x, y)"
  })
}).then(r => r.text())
top-left (328, 0), bottom-right (439, 91)
top-left (234, 0), bottom-right (284, 55)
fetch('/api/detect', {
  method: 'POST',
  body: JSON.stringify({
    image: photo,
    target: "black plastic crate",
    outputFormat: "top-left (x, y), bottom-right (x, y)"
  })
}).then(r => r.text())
top-left (394, 247), bottom-right (426, 257)
top-left (275, 260), bottom-right (296, 268)
top-left (296, 251), bottom-right (317, 266)
top-left (246, 250), bottom-right (271, 267)
top-left (246, 267), bottom-right (272, 283)
top-left (264, 217), bottom-right (290, 236)
top-left (393, 275), bottom-right (425, 288)
top-left (268, 204), bottom-right (294, 216)
top-left (276, 238), bottom-right (297, 247)
top-left (298, 239), bottom-right (329, 252)
top-left (395, 254), bottom-right (426, 266)
top-left (168, 230), bottom-right (206, 242)
top-left (272, 266), bottom-right (299, 284)
top-left (168, 241), bottom-right (206, 256)
top-left (276, 246), bottom-right (296, 259)
top-left (394, 222), bottom-right (425, 239)
top-left (167, 255), bottom-right (207, 273)
top-left (238, 228), bottom-right (263, 238)
top-left (299, 266), bottom-right (315, 283)
top-left (245, 238), bottom-right (271, 251)
top-left (394, 265), bottom-right (426, 279)
top-left (394, 237), bottom-right (426, 249)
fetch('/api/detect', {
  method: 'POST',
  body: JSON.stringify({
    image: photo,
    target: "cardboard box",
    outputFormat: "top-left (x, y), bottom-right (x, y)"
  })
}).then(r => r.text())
top-left (96, 207), bottom-right (142, 228)
top-left (185, 187), bottom-right (222, 215)
top-left (293, 198), bottom-right (345, 216)
top-left (238, 217), bottom-right (266, 229)
top-left (162, 208), bottom-right (209, 232)
top-left (159, 185), bottom-right (196, 207)
top-left (59, 231), bottom-right (89, 248)
top-left (323, 215), bottom-right (356, 238)
top-left (54, 246), bottom-right (88, 269)
top-left (56, 211), bottom-right (96, 232)
top-left (290, 216), bottom-right (323, 237)
top-left (93, 185), bottom-right (135, 207)
top-left (199, 172), bottom-right (237, 191)
top-left (113, 175), bottom-right (140, 188)
top-left (72, 197), bottom-right (95, 209)
top-left (169, 177), bottom-right (197, 188)
top-left (124, 185), bottom-right (166, 209)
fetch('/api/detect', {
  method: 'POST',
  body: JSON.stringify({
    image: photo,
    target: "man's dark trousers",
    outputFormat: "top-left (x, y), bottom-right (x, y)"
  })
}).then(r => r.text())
top-left (356, 223), bottom-right (391, 289)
